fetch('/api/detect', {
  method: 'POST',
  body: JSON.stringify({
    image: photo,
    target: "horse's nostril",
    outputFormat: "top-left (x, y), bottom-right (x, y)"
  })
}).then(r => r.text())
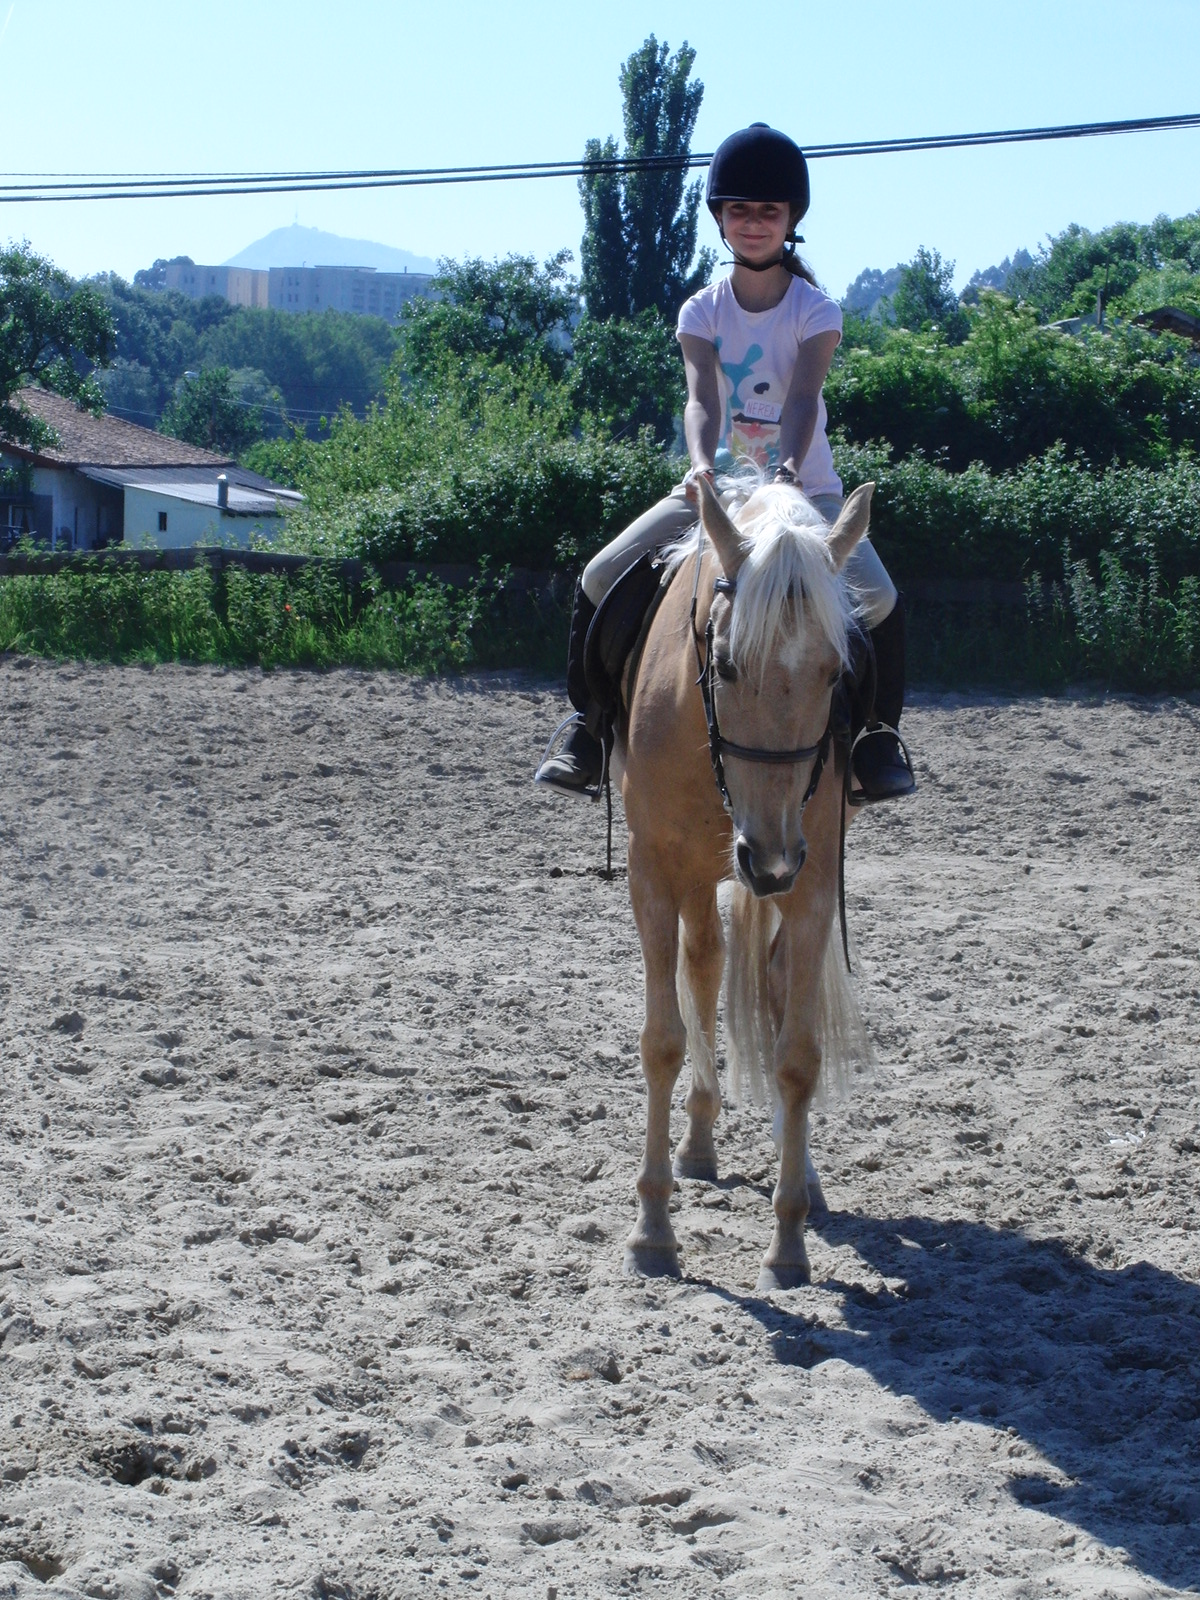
top-left (735, 838), bottom-right (754, 879)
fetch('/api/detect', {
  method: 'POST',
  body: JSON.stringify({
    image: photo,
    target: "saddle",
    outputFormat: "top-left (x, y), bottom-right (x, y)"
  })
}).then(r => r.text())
top-left (582, 551), bottom-right (676, 729)
top-left (585, 549), bottom-right (877, 743)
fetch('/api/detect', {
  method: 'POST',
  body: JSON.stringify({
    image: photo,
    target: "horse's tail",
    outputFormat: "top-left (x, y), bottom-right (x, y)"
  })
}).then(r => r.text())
top-left (726, 886), bottom-right (779, 1109)
top-left (815, 916), bottom-right (875, 1103)
top-left (725, 884), bottom-right (873, 1115)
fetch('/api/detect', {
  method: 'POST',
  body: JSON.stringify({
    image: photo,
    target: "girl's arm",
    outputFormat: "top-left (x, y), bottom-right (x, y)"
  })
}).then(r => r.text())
top-left (778, 328), bottom-right (840, 480)
top-left (679, 333), bottom-right (723, 481)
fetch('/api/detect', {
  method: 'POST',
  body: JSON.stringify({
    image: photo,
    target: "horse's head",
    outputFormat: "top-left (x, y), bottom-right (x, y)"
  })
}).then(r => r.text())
top-left (697, 475), bottom-right (874, 898)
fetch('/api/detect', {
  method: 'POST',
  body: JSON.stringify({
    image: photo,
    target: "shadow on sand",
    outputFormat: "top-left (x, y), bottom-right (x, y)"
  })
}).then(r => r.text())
top-left (716, 1209), bottom-right (1200, 1592)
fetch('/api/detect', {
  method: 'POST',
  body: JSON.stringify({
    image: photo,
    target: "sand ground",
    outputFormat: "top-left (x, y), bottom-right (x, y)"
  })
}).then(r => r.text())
top-left (1, 657), bottom-right (1198, 1600)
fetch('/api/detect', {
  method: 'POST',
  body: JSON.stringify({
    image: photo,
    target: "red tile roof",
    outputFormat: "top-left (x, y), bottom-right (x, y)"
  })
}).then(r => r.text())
top-left (5, 386), bottom-right (235, 468)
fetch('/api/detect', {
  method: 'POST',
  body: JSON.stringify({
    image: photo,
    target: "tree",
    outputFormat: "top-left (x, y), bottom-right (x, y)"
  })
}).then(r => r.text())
top-left (960, 248), bottom-right (1034, 303)
top-left (397, 252), bottom-right (578, 383)
top-left (132, 255), bottom-right (195, 292)
top-left (579, 36), bottom-right (714, 322)
top-left (890, 247), bottom-right (969, 343)
top-left (842, 264), bottom-right (906, 317)
top-left (1, 244), bottom-right (114, 450)
top-left (569, 308), bottom-right (683, 442)
top-left (158, 366), bottom-right (262, 456)
top-left (89, 273), bottom-right (400, 431)
top-left (1005, 222), bottom-right (1149, 321)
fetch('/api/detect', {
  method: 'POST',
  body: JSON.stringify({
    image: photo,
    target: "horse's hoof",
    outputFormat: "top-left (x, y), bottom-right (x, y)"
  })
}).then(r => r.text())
top-left (756, 1259), bottom-right (811, 1293)
top-left (673, 1150), bottom-right (718, 1183)
top-left (623, 1243), bottom-right (681, 1279)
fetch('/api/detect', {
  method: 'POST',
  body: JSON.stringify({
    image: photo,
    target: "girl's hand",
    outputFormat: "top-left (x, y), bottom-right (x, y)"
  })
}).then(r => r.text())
top-left (683, 465), bottom-right (715, 506)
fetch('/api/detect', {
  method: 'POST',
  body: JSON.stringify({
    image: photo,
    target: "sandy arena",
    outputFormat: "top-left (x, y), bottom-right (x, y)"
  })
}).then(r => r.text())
top-left (1, 656), bottom-right (1198, 1599)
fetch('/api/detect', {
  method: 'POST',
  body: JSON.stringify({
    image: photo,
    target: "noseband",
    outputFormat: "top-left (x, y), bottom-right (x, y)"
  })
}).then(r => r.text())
top-left (690, 563), bottom-right (832, 818)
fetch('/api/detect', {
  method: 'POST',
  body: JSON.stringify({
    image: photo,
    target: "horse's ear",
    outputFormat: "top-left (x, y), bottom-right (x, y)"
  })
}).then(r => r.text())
top-left (826, 482), bottom-right (874, 572)
top-left (697, 474), bottom-right (749, 580)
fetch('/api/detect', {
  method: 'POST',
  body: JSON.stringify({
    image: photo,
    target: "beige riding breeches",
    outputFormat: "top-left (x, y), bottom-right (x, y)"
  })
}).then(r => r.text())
top-left (581, 482), bottom-right (898, 629)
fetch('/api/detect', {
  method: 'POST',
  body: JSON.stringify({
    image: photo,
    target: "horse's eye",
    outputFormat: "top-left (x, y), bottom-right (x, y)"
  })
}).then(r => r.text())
top-left (715, 657), bottom-right (738, 683)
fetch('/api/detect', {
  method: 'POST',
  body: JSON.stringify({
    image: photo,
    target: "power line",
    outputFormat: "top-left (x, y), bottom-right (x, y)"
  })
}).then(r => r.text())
top-left (2, 112), bottom-right (1197, 203)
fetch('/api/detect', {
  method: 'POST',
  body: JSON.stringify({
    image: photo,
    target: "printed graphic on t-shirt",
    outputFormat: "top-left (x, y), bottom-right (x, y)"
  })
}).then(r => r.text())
top-left (715, 337), bottom-right (786, 469)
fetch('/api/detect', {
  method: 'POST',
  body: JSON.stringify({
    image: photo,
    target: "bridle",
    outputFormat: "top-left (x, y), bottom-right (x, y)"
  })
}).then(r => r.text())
top-left (680, 518), bottom-right (855, 971)
top-left (689, 533), bottom-right (833, 819)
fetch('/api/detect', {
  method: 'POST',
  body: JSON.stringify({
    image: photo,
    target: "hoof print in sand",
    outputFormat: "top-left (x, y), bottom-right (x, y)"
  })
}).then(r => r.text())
top-left (139, 1063), bottom-right (188, 1088)
top-left (520, 1519), bottom-right (584, 1546)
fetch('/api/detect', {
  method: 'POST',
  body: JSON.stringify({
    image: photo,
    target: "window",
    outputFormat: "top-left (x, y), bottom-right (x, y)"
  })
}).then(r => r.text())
top-left (158, 511), bottom-right (168, 532)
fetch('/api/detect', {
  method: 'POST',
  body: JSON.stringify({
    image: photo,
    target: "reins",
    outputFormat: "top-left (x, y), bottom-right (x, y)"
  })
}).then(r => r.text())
top-left (688, 524), bottom-right (853, 971)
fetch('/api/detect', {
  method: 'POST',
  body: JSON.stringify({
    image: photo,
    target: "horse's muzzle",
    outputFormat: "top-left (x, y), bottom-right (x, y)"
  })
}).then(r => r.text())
top-left (735, 836), bottom-right (805, 899)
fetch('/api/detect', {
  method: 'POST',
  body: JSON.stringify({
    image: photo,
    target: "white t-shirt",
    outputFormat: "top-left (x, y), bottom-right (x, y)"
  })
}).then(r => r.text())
top-left (676, 273), bottom-right (843, 496)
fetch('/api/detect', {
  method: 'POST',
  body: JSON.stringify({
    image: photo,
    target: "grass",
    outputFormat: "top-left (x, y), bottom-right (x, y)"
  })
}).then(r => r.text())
top-left (0, 558), bottom-right (507, 674)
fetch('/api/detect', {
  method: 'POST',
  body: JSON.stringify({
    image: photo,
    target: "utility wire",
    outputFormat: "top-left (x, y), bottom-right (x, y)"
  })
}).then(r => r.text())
top-left (2, 112), bottom-right (1198, 202)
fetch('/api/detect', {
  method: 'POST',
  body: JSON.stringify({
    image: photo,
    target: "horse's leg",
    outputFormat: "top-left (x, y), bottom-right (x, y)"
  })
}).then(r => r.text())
top-left (625, 864), bottom-right (686, 1277)
top-left (673, 886), bottom-right (724, 1182)
top-left (767, 919), bottom-right (827, 1215)
top-left (758, 914), bottom-right (825, 1292)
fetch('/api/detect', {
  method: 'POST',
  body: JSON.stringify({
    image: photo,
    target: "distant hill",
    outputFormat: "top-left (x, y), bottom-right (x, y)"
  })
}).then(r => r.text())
top-left (224, 224), bottom-right (437, 274)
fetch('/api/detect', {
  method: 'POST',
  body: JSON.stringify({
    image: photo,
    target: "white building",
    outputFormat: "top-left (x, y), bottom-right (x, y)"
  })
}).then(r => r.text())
top-left (161, 263), bottom-right (270, 308)
top-left (161, 260), bottom-right (434, 322)
top-left (1, 387), bottom-right (302, 551)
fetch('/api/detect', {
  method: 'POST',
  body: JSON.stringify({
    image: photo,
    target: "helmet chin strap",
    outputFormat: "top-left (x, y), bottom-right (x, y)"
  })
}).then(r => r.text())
top-left (720, 230), bottom-right (805, 273)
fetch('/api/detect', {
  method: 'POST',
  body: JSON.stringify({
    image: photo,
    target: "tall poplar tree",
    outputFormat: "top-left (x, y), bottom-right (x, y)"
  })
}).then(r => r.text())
top-left (579, 37), bottom-right (715, 323)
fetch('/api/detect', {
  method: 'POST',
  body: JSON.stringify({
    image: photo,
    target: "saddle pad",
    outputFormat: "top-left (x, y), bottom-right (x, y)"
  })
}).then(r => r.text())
top-left (583, 552), bottom-right (674, 719)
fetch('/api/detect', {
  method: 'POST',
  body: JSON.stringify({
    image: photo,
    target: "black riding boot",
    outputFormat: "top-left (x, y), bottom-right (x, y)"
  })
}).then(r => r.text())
top-left (852, 596), bottom-right (916, 802)
top-left (534, 582), bottom-right (606, 794)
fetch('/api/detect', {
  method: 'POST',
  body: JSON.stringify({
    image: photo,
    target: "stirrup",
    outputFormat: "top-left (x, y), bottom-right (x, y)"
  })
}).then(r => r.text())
top-left (533, 712), bottom-right (609, 801)
top-left (847, 722), bottom-right (916, 807)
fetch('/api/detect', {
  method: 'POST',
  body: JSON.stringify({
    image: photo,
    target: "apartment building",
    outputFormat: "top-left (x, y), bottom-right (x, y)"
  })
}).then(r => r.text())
top-left (160, 261), bottom-right (433, 321)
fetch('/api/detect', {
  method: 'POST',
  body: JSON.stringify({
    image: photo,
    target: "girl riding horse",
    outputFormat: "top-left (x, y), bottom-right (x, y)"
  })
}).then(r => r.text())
top-left (535, 122), bottom-right (914, 803)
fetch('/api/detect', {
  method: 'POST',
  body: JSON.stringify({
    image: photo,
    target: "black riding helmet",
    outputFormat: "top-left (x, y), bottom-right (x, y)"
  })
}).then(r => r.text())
top-left (706, 123), bottom-right (810, 269)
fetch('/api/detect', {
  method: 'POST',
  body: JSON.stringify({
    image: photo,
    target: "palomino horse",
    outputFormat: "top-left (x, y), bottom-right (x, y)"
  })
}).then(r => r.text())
top-left (620, 474), bottom-right (874, 1290)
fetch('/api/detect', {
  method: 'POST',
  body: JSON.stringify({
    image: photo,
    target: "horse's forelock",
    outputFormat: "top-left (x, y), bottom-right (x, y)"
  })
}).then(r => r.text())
top-left (729, 486), bottom-right (857, 677)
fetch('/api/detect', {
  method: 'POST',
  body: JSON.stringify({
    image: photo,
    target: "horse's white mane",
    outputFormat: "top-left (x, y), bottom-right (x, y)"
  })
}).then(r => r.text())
top-left (665, 469), bottom-right (861, 677)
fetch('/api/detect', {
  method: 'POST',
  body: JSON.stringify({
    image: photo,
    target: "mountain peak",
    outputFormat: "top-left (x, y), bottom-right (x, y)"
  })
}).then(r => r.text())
top-left (223, 224), bottom-right (437, 274)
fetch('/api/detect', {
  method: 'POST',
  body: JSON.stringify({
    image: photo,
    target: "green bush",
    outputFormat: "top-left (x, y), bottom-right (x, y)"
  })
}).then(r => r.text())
top-left (826, 330), bottom-right (973, 465)
top-left (835, 439), bottom-right (1200, 587)
top-left (905, 560), bottom-right (1200, 693)
top-left (1056, 555), bottom-right (1200, 688)
top-left (0, 558), bottom-right (489, 673)
top-left (265, 349), bottom-right (678, 570)
top-left (827, 294), bottom-right (1200, 472)
top-left (288, 431), bottom-right (676, 570)
top-left (0, 562), bottom-right (226, 662)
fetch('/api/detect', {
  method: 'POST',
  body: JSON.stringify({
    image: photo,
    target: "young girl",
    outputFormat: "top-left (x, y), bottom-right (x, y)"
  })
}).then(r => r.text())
top-left (536, 122), bottom-right (914, 802)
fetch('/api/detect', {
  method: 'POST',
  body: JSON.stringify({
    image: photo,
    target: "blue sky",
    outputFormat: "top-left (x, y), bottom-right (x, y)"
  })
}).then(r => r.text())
top-left (3, 0), bottom-right (1199, 298)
